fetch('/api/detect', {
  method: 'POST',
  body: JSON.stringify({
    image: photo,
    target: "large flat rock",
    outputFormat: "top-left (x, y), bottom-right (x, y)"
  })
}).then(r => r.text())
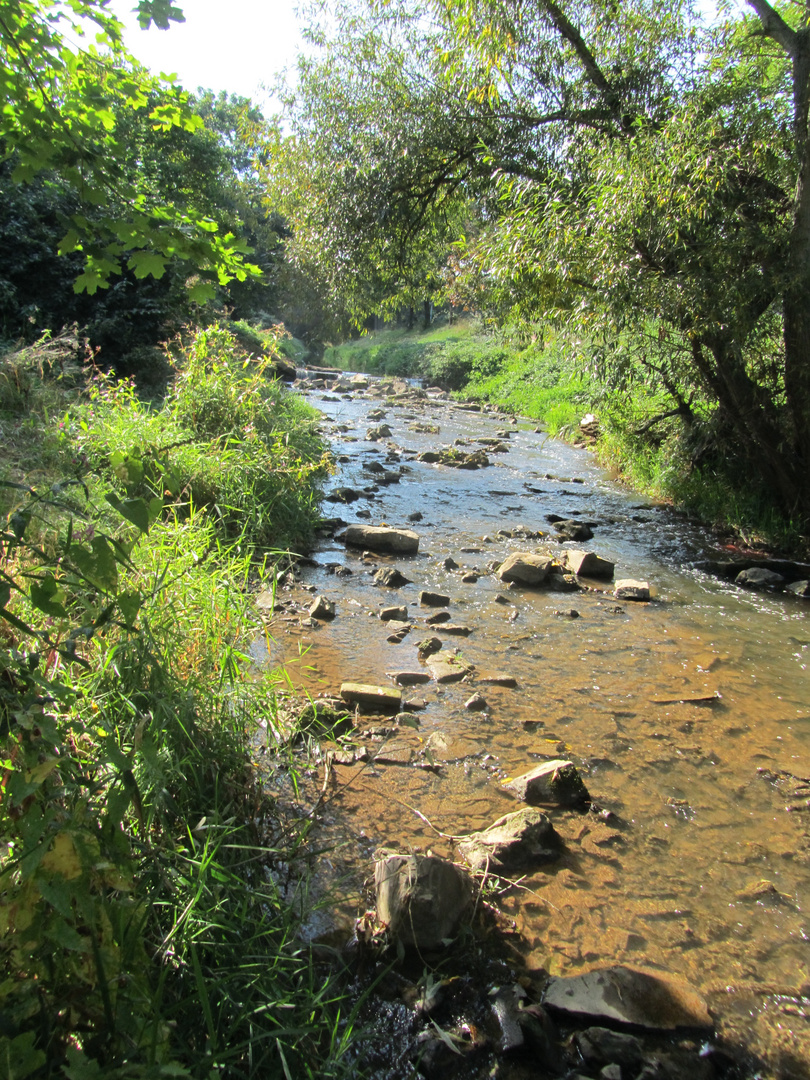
top-left (340, 682), bottom-right (402, 712)
top-left (543, 966), bottom-right (713, 1030)
top-left (426, 651), bottom-right (473, 683)
top-left (342, 524), bottom-right (419, 554)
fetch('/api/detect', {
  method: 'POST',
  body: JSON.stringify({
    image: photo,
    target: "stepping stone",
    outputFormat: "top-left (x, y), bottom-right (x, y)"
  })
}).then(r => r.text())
top-left (340, 682), bottom-right (402, 712)
top-left (426, 651), bottom-right (472, 683)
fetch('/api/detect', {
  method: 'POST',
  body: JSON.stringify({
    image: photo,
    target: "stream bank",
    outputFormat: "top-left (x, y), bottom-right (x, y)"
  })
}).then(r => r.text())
top-left (257, 371), bottom-right (810, 1079)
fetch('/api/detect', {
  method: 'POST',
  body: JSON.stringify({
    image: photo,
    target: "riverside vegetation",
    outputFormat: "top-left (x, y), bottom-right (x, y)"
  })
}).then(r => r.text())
top-left (324, 318), bottom-right (808, 556)
top-left (0, 325), bottom-right (370, 1078)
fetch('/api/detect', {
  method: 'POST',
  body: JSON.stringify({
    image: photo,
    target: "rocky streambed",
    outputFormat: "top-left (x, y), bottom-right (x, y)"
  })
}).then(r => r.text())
top-left (254, 371), bottom-right (810, 1079)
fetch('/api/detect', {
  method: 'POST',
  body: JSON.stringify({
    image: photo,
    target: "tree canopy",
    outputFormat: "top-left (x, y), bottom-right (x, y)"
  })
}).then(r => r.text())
top-left (273, 0), bottom-right (810, 526)
top-left (0, 0), bottom-right (261, 301)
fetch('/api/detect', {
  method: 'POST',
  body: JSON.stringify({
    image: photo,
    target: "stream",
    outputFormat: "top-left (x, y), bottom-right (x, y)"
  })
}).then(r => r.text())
top-left (259, 372), bottom-right (810, 1076)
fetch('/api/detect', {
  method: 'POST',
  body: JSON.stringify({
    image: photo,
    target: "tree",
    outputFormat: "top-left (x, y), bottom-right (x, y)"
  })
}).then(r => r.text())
top-left (0, 0), bottom-right (261, 302)
top-left (266, 3), bottom-right (484, 336)
top-left (282, 0), bottom-right (810, 526)
top-left (435, 0), bottom-right (809, 521)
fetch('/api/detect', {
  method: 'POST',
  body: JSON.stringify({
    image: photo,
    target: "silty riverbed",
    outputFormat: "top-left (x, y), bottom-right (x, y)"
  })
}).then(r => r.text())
top-left (256, 371), bottom-right (810, 1074)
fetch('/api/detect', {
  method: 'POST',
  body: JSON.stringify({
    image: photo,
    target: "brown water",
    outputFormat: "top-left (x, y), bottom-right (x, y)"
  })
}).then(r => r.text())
top-left (260, 378), bottom-right (810, 1075)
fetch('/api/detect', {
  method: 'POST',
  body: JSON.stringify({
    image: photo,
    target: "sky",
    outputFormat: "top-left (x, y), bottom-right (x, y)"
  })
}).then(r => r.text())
top-left (110, 0), bottom-right (305, 106)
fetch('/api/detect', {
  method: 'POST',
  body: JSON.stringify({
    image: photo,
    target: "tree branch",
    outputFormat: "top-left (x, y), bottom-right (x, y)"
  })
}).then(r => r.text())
top-left (542, 0), bottom-right (620, 114)
top-left (746, 0), bottom-right (797, 57)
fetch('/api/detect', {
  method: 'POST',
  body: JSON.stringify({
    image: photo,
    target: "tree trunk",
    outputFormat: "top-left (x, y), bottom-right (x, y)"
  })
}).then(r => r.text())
top-left (782, 130), bottom-right (810, 525)
top-left (691, 338), bottom-right (803, 518)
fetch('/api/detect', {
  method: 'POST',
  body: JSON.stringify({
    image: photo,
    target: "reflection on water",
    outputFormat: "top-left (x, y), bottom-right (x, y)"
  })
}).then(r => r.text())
top-left (264, 378), bottom-right (810, 1072)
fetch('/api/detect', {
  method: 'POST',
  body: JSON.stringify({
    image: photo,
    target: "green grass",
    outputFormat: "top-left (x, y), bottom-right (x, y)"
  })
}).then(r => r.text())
top-left (0, 326), bottom-right (358, 1079)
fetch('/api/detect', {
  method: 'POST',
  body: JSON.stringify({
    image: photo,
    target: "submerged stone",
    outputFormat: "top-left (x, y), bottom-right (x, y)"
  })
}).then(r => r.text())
top-left (543, 966), bottom-right (712, 1030)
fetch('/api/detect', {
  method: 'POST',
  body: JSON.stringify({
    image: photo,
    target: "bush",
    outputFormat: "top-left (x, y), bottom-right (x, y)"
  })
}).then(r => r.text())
top-left (0, 328), bottom-right (355, 1078)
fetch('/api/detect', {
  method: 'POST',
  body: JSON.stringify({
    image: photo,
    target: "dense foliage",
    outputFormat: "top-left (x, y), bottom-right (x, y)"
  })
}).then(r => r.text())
top-left (0, 328), bottom-right (347, 1078)
top-left (0, 0), bottom-right (261, 303)
top-left (273, 0), bottom-right (810, 534)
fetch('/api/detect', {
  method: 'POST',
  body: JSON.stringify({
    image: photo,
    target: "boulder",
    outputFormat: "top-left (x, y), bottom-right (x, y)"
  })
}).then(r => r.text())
top-left (340, 682), bottom-right (402, 712)
top-left (417, 636), bottom-right (443, 657)
top-left (388, 671), bottom-right (431, 687)
top-left (426, 611), bottom-right (452, 625)
top-left (736, 566), bottom-right (785, 589)
top-left (465, 692), bottom-right (488, 711)
top-left (308, 595), bottom-right (336, 620)
top-left (502, 760), bottom-right (590, 807)
top-left (562, 550), bottom-right (615, 578)
top-left (787, 579), bottom-right (810, 597)
top-left (374, 854), bottom-right (473, 949)
top-left (542, 966), bottom-right (713, 1030)
top-left (490, 985), bottom-right (526, 1052)
top-left (366, 424), bottom-right (393, 441)
top-left (426, 651), bottom-right (473, 683)
top-left (269, 355), bottom-right (297, 381)
top-left (496, 552), bottom-right (554, 586)
top-left (343, 525), bottom-right (419, 554)
top-left (325, 487), bottom-right (363, 504)
top-left (374, 566), bottom-right (412, 587)
top-left (614, 579), bottom-right (651, 601)
top-left (479, 674), bottom-right (519, 688)
top-left (574, 1027), bottom-right (644, 1071)
top-left (458, 807), bottom-right (560, 872)
top-left (349, 373), bottom-right (369, 389)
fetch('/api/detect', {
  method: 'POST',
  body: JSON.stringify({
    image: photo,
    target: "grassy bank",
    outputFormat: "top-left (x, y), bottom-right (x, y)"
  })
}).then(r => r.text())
top-left (325, 319), bottom-right (596, 435)
top-left (0, 326), bottom-right (360, 1079)
top-left (327, 319), bottom-right (805, 552)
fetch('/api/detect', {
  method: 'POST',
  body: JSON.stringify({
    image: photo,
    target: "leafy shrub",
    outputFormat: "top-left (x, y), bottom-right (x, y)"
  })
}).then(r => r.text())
top-left (0, 331), bottom-right (354, 1078)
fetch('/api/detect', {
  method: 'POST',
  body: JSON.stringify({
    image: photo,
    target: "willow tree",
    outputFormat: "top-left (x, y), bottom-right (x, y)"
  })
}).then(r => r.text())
top-left (277, 0), bottom-right (810, 525)
top-left (435, 0), bottom-right (809, 523)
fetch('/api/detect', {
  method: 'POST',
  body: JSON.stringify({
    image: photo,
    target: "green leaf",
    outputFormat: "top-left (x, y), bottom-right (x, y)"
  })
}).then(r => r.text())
top-left (0, 1032), bottom-right (46, 1080)
top-left (69, 537), bottom-right (118, 591)
top-left (128, 250), bottom-right (168, 280)
top-left (188, 280), bottom-right (217, 303)
top-left (10, 510), bottom-right (31, 540)
top-left (29, 575), bottom-right (67, 618)
top-left (105, 493), bottom-right (150, 533)
top-left (117, 590), bottom-right (143, 628)
top-left (63, 1045), bottom-right (104, 1079)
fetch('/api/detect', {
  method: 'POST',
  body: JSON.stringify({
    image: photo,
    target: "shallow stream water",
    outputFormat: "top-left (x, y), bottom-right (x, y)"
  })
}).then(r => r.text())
top-left (260, 375), bottom-right (810, 1075)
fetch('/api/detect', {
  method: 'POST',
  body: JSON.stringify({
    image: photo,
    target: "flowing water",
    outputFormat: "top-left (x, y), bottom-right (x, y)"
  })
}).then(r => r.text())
top-left (261, 375), bottom-right (810, 1075)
